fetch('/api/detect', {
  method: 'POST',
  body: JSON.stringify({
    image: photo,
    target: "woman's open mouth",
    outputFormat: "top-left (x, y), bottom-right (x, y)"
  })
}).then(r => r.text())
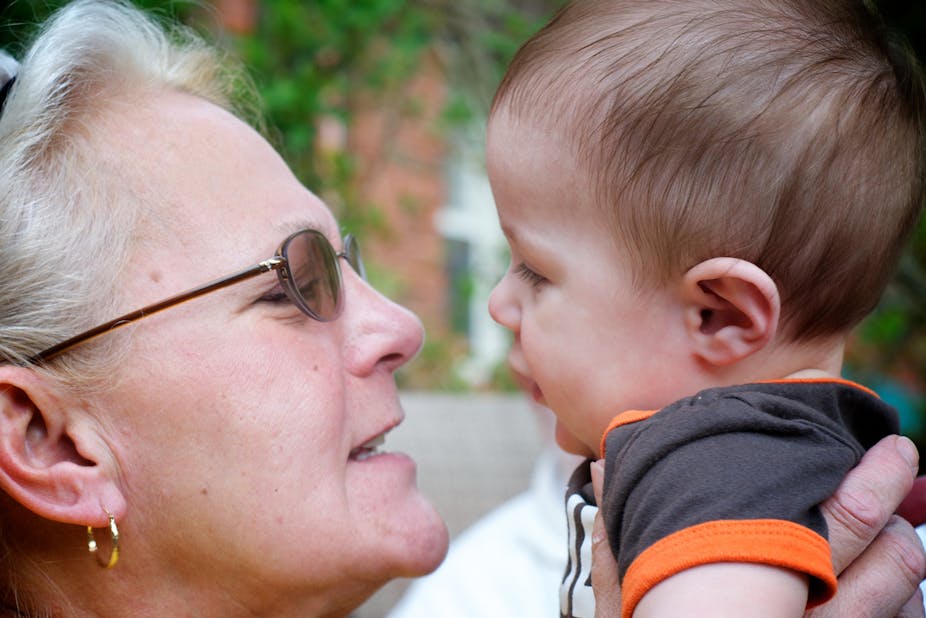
top-left (349, 433), bottom-right (386, 461)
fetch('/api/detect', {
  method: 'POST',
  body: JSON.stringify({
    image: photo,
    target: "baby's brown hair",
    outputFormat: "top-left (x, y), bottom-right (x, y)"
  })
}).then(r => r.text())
top-left (492, 0), bottom-right (925, 341)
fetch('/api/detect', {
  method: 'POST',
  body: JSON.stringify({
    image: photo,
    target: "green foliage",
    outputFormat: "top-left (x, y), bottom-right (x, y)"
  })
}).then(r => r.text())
top-left (227, 2), bottom-right (434, 200)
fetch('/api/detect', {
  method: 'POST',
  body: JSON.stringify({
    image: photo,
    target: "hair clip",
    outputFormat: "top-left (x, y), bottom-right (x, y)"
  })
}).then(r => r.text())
top-left (0, 53), bottom-right (20, 116)
top-left (0, 75), bottom-right (16, 114)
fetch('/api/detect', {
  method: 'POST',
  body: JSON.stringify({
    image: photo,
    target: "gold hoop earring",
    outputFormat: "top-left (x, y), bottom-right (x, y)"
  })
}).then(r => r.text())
top-left (87, 509), bottom-right (119, 568)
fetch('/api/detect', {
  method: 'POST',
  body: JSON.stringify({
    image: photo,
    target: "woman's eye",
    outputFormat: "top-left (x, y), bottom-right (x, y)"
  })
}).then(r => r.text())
top-left (299, 277), bottom-right (324, 304)
top-left (515, 263), bottom-right (547, 288)
top-left (259, 289), bottom-right (289, 304)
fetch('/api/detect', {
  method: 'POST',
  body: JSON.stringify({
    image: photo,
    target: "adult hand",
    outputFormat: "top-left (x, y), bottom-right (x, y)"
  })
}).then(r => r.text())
top-left (589, 459), bottom-right (621, 618)
top-left (589, 435), bottom-right (926, 618)
top-left (807, 435), bottom-right (925, 618)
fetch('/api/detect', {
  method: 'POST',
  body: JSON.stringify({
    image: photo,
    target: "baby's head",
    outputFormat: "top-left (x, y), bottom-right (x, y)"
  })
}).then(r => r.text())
top-left (491, 0), bottom-right (924, 340)
top-left (488, 0), bottom-right (925, 455)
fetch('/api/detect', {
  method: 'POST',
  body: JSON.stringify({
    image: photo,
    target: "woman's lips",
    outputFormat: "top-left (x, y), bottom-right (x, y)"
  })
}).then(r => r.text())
top-left (349, 432), bottom-right (386, 461)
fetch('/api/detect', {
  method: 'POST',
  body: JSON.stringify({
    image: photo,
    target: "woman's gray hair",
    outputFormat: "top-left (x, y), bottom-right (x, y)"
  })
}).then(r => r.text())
top-left (0, 0), bottom-right (256, 382)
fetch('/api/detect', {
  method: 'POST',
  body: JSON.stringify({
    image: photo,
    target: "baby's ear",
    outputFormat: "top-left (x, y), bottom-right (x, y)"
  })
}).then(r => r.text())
top-left (681, 258), bottom-right (780, 367)
top-left (0, 367), bottom-right (124, 528)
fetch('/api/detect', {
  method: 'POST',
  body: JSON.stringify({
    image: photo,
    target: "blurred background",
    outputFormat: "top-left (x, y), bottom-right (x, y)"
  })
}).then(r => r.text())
top-left (1, 1), bottom-right (924, 615)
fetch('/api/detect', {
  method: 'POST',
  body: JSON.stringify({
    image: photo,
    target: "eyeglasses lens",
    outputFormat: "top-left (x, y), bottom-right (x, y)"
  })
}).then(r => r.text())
top-left (343, 234), bottom-right (366, 280)
top-left (283, 230), bottom-right (342, 321)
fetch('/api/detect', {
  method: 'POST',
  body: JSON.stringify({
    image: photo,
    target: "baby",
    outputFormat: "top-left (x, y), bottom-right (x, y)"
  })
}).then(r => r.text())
top-left (486, 1), bottom-right (925, 616)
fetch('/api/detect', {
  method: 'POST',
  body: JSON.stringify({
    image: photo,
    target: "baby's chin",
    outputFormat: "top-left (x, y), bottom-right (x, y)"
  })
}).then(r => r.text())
top-left (554, 420), bottom-right (597, 458)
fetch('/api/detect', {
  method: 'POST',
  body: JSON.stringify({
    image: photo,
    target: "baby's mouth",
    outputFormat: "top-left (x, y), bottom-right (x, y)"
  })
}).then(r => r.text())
top-left (529, 382), bottom-right (546, 405)
top-left (510, 367), bottom-right (547, 406)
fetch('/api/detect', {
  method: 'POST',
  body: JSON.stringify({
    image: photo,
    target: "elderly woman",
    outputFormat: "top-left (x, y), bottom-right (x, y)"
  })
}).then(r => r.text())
top-left (0, 1), bottom-right (448, 615)
top-left (0, 1), bottom-right (920, 617)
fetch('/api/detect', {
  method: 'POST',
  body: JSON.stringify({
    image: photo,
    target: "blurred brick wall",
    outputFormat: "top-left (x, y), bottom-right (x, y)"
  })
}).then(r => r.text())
top-left (348, 53), bottom-right (450, 335)
top-left (213, 0), bottom-right (256, 34)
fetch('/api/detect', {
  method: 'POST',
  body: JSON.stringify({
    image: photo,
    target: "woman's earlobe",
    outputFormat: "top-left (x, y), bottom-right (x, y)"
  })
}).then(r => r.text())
top-left (0, 367), bottom-right (125, 527)
top-left (682, 258), bottom-right (780, 367)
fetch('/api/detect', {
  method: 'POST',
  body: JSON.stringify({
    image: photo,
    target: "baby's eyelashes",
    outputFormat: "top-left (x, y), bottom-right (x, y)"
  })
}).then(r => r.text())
top-left (515, 263), bottom-right (547, 288)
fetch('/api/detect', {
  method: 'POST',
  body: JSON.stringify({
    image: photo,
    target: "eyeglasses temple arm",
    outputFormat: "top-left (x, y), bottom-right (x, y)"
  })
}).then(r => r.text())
top-left (28, 258), bottom-right (285, 365)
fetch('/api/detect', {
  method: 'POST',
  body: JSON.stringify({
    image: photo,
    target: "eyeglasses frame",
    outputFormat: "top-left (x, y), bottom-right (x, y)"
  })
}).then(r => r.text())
top-left (27, 229), bottom-right (362, 365)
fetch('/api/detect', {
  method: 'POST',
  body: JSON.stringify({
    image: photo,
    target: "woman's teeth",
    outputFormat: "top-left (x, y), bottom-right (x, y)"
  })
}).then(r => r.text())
top-left (350, 433), bottom-right (386, 461)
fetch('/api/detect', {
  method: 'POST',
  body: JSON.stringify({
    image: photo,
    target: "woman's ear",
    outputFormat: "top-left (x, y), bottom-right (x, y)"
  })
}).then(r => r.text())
top-left (0, 366), bottom-right (124, 527)
top-left (681, 257), bottom-right (780, 367)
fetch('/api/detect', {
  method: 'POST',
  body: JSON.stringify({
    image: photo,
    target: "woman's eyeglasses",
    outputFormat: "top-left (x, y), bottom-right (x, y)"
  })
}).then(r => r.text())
top-left (28, 228), bottom-right (364, 365)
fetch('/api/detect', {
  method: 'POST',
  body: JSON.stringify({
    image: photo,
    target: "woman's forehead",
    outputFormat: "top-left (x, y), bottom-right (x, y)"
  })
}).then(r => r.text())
top-left (101, 91), bottom-right (338, 284)
top-left (110, 92), bottom-right (334, 243)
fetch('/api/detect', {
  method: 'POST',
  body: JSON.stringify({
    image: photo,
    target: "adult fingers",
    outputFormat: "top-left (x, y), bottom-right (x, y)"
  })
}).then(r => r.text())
top-left (823, 435), bottom-right (919, 572)
top-left (897, 588), bottom-right (925, 618)
top-left (805, 516), bottom-right (925, 618)
top-left (590, 459), bottom-right (622, 618)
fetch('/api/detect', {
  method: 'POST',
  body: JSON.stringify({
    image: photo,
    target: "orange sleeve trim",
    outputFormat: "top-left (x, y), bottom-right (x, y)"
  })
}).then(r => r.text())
top-left (598, 379), bottom-right (878, 460)
top-left (599, 409), bottom-right (658, 459)
top-left (761, 377), bottom-right (879, 398)
top-left (621, 519), bottom-right (836, 618)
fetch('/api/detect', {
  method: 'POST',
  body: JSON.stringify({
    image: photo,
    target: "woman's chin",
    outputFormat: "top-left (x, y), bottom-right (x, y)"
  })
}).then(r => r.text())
top-left (346, 466), bottom-right (449, 579)
top-left (390, 495), bottom-right (450, 577)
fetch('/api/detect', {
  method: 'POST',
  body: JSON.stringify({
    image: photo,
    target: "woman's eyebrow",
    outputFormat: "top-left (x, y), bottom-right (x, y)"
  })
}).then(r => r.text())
top-left (277, 218), bottom-right (338, 239)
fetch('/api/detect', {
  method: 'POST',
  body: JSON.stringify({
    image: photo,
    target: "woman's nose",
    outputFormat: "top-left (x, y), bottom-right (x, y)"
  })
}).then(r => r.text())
top-left (341, 272), bottom-right (425, 376)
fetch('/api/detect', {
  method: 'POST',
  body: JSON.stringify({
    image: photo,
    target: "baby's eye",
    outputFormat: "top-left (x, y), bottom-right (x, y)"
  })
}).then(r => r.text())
top-left (515, 263), bottom-right (547, 288)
